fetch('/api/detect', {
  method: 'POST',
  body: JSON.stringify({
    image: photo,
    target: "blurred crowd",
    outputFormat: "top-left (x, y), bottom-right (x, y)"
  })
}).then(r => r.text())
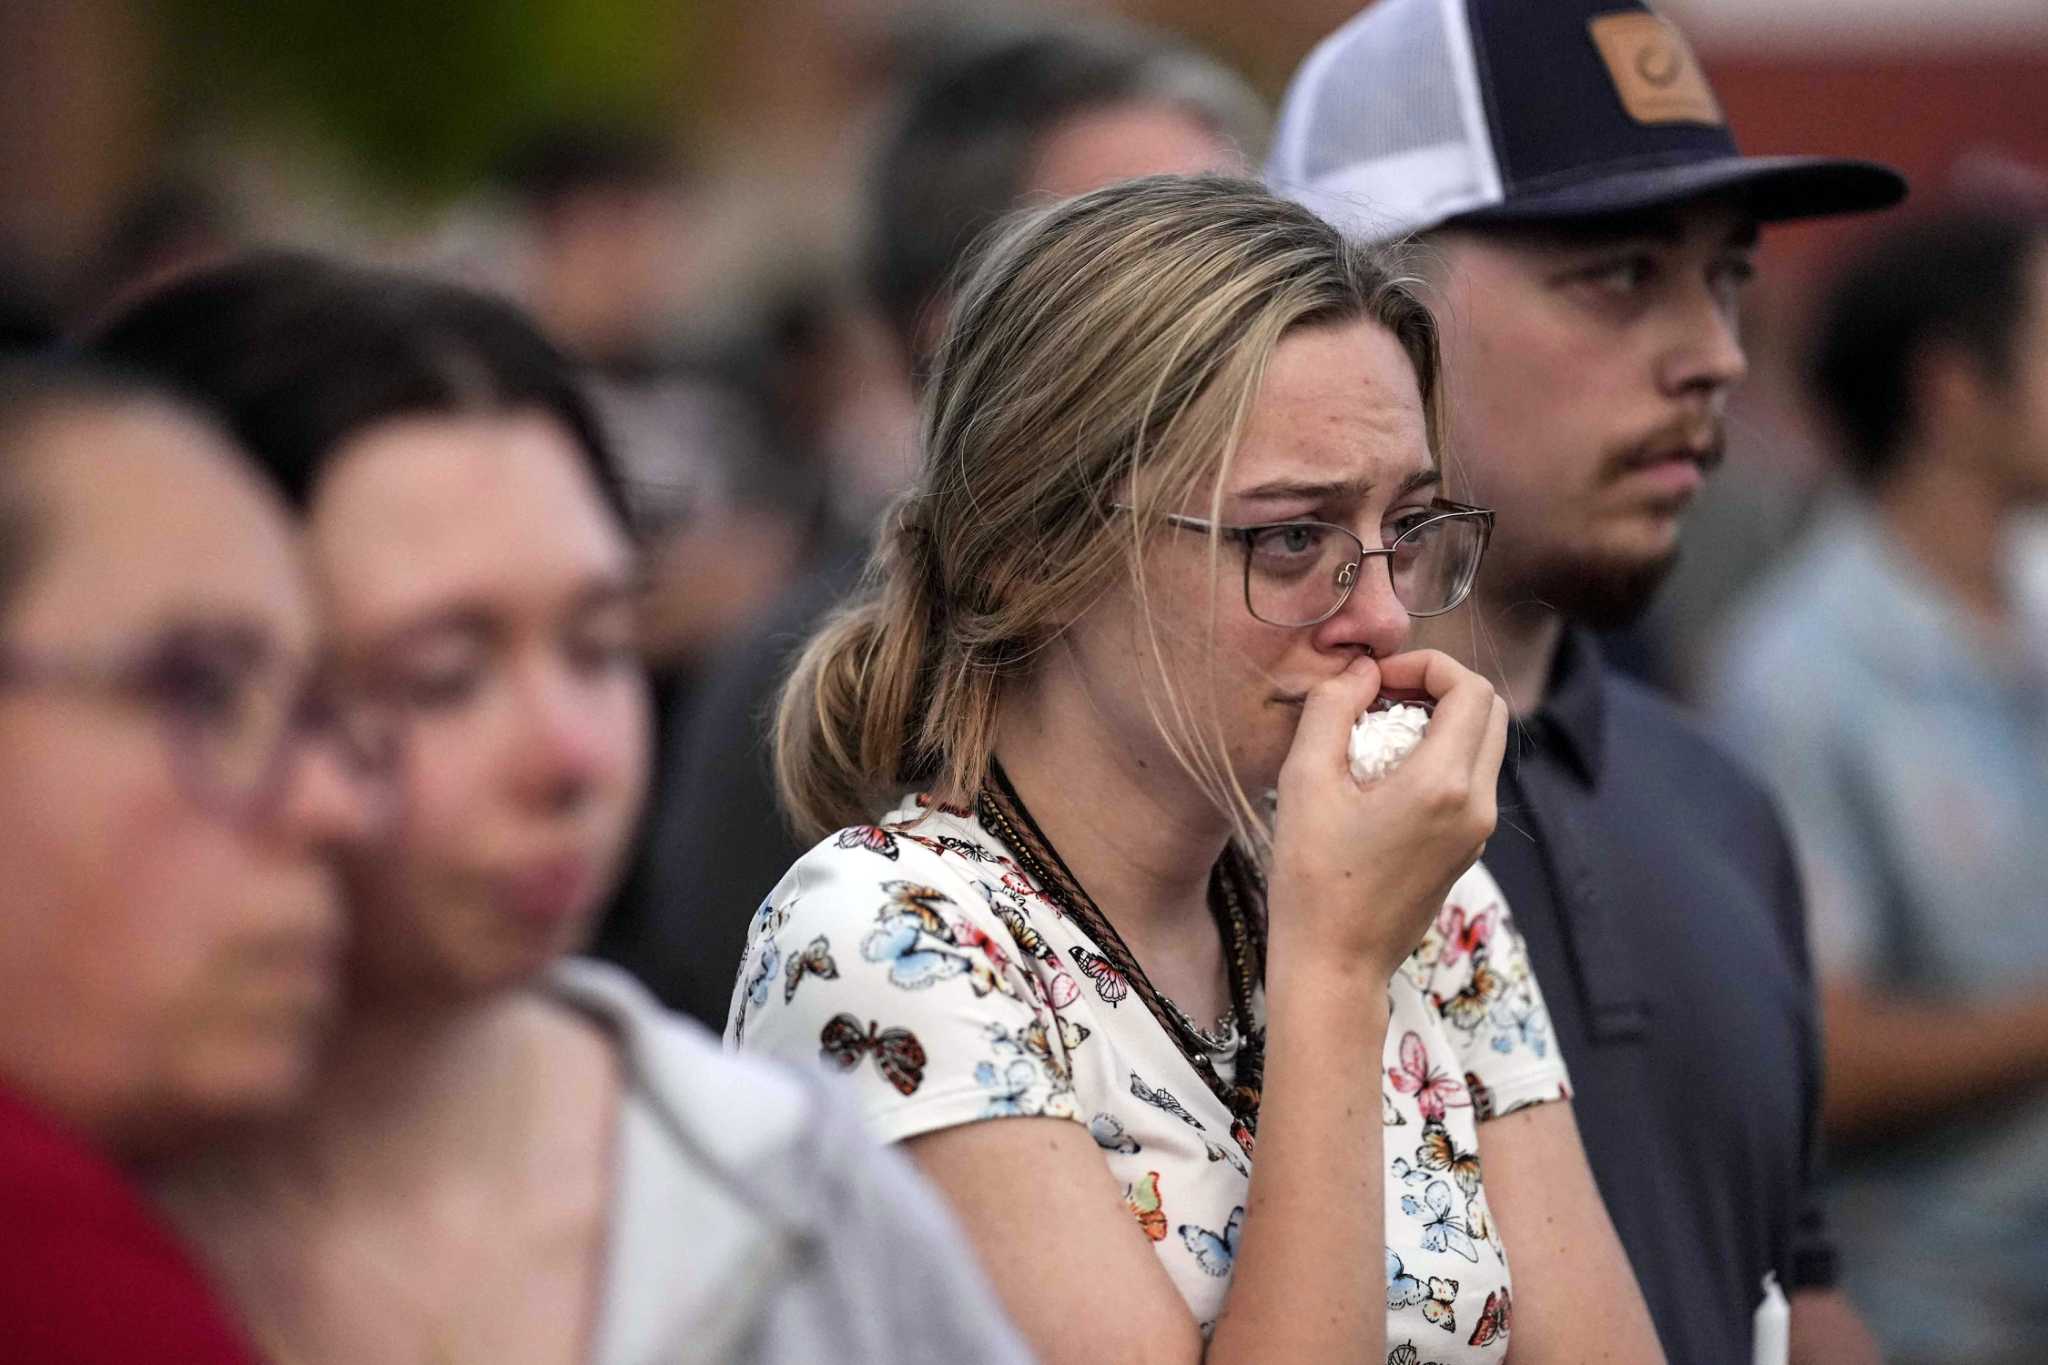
top-left (3, 2), bottom-right (2047, 1363)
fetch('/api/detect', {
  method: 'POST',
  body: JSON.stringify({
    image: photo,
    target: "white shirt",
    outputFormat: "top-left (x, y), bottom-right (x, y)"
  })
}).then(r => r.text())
top-left (728, 798), bottom-right (1571, 1358)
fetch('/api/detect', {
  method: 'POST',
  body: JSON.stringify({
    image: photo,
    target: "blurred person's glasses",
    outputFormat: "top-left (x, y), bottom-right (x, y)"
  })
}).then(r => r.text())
top-left (1126, 498), bottom-right (1495, 627)
top-left (0, 625), bottom-right (403, 823)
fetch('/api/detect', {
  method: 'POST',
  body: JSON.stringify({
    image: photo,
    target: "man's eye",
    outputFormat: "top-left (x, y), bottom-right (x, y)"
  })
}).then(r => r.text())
top-left (1582, 255), bottom-right (1655, 295)
top-left (1711, 254), bottom-right (1756, 304)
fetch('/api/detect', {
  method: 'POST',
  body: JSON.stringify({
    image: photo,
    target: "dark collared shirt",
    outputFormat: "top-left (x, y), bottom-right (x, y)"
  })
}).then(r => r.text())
top-left (1483, 630), bottom-right (1835, 1365)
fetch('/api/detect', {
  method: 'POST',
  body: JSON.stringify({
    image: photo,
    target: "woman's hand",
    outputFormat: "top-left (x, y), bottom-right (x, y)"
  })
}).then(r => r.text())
top-left (1266, 649), bottom-right (1507, 979)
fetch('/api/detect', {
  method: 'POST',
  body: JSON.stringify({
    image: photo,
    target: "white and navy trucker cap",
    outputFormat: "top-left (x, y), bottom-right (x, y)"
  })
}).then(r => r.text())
top-left (1267, 0), bottom-right (1907, 244)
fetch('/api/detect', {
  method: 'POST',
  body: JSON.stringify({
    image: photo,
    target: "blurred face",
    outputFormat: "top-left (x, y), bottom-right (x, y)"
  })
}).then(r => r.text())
top-left (1025, 100), bottom-right (1244, 200)
top-left (310, 411), bottom-right (649, 1000)
top-left (0, 404), bottom-right (364, 1153)
top-left (1063, 318), bottom-right (1434, 795)
top-left (1425, 199), bottom-right (1755, 627)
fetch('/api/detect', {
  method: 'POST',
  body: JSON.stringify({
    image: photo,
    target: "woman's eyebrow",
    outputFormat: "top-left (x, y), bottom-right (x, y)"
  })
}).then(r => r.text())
top-left (1231, 468), bottom-right (1439, 504)
top-left (363, 605), bottom-right (499, 659)
top-left (1232, 475), bottom-right (1376, 504)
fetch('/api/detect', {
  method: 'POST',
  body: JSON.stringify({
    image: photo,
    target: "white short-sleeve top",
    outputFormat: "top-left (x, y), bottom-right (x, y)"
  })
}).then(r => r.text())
top-left (727, 796), bottom-right (1571, 1361)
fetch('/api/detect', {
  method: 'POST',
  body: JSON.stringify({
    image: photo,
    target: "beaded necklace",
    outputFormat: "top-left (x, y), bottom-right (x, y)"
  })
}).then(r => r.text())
top-left (978, 764), bottom-right (1267, 1149)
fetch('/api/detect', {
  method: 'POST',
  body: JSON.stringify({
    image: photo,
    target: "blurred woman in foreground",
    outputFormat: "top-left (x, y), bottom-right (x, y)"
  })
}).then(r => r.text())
top-left (0, 362), bottom-right (377, 1361)
top-left (731, 176), bottom-right (1661, 1363)
top-left (94, 256), bottom-right (1032, 1365)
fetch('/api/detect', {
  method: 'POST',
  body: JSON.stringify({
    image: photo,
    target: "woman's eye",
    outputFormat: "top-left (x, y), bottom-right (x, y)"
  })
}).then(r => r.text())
top-left (385, 650), bottom-right (486, 710)
top-left (1386, 508), bottom-right (1436, 542)
top-left (565, 611), bottom-right (638, 676)
top-left (1254, 524), bottom-right (1324, 558)
top-left (395, 667), bottom-right (481, 710)
top-left (152, 656), bottom-right (247, 725)
top-left (566, 633), bottom-right (636, 675)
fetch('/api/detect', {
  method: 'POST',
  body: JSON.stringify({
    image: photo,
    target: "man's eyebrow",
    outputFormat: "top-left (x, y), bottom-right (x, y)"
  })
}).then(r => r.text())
top-left (1725, 219), bottom-right (1761, 251)
top-left (1512, 210), bottom-right (1688, 251)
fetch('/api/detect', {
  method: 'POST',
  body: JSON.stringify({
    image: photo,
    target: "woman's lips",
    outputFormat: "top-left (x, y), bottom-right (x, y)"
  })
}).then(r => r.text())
top-left (496, 854), bottom-right (595, 928)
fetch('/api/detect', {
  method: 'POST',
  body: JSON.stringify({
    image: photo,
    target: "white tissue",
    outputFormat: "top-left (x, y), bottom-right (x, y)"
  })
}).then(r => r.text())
top-left (1348, 703), bottom-right (1430, 784)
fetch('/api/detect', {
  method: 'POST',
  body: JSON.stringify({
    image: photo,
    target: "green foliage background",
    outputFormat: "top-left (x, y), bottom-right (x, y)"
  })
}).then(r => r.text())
top-left (159, 0), bottom-right (698, 200)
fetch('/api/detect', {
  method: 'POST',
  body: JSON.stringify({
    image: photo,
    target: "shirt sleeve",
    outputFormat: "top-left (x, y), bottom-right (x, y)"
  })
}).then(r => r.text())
top-left (726, 825), bottom-right (1071, 1146)
top-left (1422, 861), bottom-right (1574, 1122)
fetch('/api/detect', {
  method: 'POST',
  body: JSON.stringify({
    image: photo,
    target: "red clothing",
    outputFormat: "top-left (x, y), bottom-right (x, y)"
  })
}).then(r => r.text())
top-left (0, 1086), bottom-right (262, 1363)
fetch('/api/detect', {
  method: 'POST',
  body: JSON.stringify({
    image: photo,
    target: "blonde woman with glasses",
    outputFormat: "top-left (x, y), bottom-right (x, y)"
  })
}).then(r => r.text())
top-left (731, 175), bottom-right (1661, 1364)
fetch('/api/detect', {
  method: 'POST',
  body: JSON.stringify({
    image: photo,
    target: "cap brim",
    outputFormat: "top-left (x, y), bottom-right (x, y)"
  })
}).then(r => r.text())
top-left (1448, 155), bottom-right (1907, 228)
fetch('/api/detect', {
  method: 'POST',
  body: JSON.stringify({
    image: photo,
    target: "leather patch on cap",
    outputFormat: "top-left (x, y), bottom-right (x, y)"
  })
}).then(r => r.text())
top-left (1587, 11), bottom-right (1724, 126)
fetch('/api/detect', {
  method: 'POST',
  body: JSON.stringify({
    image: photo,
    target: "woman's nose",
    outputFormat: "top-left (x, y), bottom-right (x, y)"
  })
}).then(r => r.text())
top-left (1314, 555), bottom-right (1412, 658)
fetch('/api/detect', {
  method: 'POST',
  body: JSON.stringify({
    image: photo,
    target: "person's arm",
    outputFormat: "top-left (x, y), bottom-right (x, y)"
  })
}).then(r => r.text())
top-left (1787, 1287), bottom-right (1882, 1365)
top-left (908, 651), bottom-right (1504, 1364)
top-left (1821, 981), bottom-right (2048, 1140)
top-left (1476, 1102), bottom-right (1663, 1365)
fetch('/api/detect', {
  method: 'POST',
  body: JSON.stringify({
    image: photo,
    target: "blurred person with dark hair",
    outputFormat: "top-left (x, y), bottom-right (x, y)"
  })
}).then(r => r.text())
top-left (1713, 204), bottom-right (2048, 1364)
top-left (0, 361), bottom-right (380, 1362)
top-left (495, 122), bottom-right (800, 684)
top-left (1270, 3), bottom-right (1905, 1361)
top-left (624, 17), bottom-right (1264, 1024)
top-left (91, 255), bottom-right (1034, 1365)
top-left (496, 124), bottom-right (695, 372)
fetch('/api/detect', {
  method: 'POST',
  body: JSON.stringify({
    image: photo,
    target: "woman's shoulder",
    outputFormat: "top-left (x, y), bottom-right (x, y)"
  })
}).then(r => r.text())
top-left (769, 800), bottom-right (1011, 921)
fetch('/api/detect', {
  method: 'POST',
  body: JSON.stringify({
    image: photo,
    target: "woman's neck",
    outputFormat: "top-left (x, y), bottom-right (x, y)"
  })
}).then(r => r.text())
top-left (994, 666), bottom-right (1231, 955)
top-left (210, 988), bottom-right (559, 1201)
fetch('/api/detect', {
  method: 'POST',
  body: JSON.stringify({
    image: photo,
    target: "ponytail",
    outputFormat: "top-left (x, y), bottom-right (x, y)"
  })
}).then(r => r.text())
top-left (773, 496), bottom-right (949, 841)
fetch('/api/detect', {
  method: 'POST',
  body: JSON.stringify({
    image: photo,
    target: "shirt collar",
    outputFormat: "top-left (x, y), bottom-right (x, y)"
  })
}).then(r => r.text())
top-left (1524, 627), bottom-right (1606, 786)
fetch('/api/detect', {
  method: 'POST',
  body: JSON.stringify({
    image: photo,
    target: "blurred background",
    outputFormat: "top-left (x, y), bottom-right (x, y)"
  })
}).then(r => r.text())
top-left (5, 0), bottom-right (2043, 699)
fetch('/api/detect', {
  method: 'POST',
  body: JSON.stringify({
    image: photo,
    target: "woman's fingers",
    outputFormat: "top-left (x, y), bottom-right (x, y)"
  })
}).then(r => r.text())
top-left (1286, 652), bottom-right (1383, 780)
top-left (1376, 651), bottom-right (1496, 780)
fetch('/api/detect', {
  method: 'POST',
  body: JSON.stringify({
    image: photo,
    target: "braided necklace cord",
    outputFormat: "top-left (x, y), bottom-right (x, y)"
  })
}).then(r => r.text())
top-left (979, 763), bottom-right (1267, 1141)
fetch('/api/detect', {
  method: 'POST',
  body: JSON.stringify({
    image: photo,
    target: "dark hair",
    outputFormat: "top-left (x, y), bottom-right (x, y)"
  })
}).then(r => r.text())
top-left (868, 21), bottom-right (1264, 373)
top-left (84, 251), bottom-right (629, 523)
top-left (1811, 206), bottom-right (2048, 486)
top-left (0, 359), bottom-right (194, 622)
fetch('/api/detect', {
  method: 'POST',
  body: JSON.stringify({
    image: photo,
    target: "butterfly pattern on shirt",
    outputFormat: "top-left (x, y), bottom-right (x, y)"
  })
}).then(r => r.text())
top-left (727, 799), bottom-right (1568, 1357)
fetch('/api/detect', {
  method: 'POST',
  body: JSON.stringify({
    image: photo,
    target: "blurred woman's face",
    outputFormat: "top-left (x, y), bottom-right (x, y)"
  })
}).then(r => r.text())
top-left (309, 410), bottom-right (649, 999)
top-left (0, 404), bottom-right (363, 1151)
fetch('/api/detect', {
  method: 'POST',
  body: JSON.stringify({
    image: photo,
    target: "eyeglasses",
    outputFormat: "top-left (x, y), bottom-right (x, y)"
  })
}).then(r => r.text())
top-left (0, 625), bottom-right (403, 824)
top-left (1141, 498), bottom-right (1495, 627)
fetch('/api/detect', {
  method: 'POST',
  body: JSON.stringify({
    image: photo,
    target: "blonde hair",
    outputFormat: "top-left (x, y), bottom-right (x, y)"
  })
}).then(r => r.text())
top-left (776, 174), bottom-right (1441, 846)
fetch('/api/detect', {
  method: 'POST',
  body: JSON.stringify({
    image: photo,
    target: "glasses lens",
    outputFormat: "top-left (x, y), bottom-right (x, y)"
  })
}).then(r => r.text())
top-left (152, 646), bottom-right (290, 812)
top-left (1243, 522), bottom-right (1362, 628)
top-left (1390, 513), bottom-right (1486, 616)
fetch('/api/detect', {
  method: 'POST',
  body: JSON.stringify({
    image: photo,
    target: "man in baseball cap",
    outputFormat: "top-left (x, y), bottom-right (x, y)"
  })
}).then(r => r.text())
top-left (1271, 4), bottom-right (1903, 1362)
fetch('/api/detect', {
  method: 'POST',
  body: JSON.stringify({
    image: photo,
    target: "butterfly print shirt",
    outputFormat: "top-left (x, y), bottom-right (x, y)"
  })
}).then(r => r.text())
top-left (727, 799), bottom-right (1572, 1357)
